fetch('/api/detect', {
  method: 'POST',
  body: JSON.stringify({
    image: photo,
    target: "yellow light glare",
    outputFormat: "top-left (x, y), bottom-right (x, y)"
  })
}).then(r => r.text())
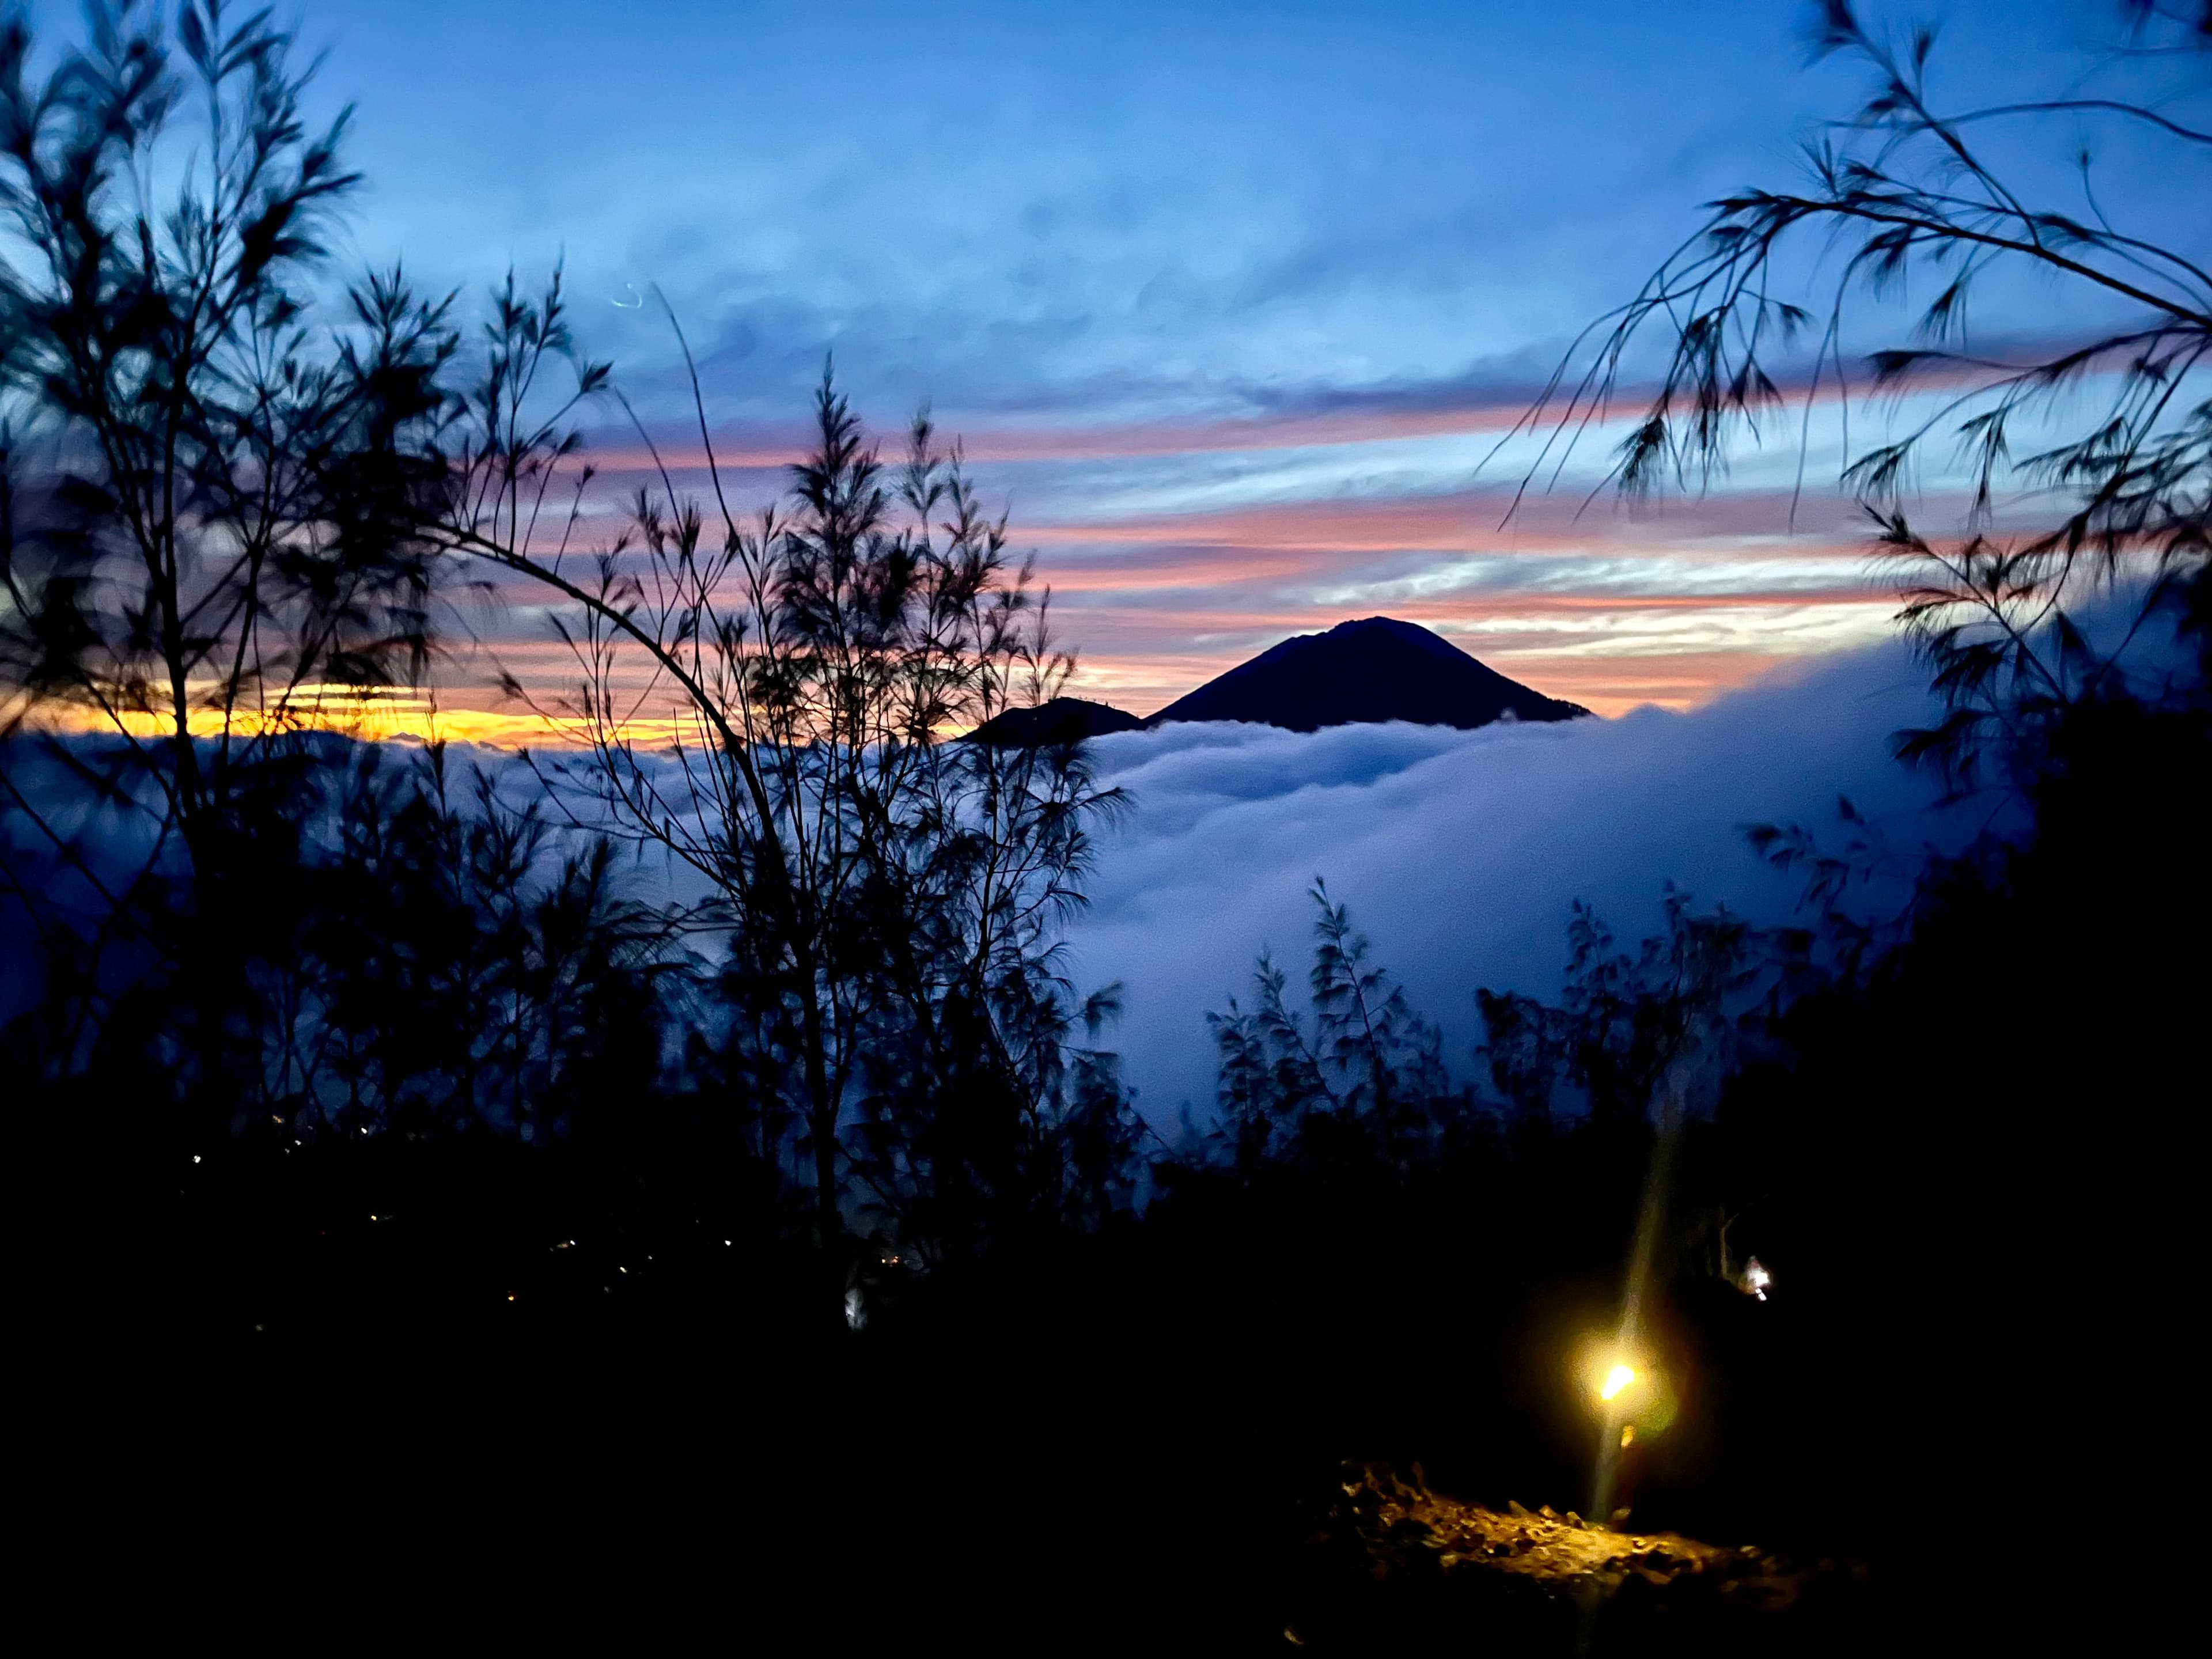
top-left (1600, 1364), bottom-right (1636, 1402)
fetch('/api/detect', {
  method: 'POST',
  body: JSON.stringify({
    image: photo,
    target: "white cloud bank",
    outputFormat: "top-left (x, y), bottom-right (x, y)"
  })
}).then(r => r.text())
top-left (1065, 642), bottom-right (1956, 1129)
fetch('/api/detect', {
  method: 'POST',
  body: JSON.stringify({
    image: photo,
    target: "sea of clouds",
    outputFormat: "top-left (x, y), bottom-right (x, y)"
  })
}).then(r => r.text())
top-left (1, 640), bottom-right (1968, 1126)
top-left (1064, 641), bottom-right (1960, 1130)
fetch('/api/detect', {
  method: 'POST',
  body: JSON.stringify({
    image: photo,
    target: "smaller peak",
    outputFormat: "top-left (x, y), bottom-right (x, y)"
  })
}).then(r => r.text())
top-left (964, 695), bottom-right (1143, 747)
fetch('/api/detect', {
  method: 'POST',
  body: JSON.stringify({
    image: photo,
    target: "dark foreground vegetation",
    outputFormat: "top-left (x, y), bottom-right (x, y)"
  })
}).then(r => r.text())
top-left (5, 3), bottom-right (2207, 1649)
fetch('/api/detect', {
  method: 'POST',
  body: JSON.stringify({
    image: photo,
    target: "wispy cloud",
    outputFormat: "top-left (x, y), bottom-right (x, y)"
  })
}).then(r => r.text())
top-left (435, 438), bottom-right (1902, 725)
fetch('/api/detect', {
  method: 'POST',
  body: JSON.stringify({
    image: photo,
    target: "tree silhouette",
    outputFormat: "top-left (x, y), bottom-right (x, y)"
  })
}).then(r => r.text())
top-left (1, 3), bottom-right (454, 806)
top-left (424, 292), bottom-right (1138, 1271)
top-left (0, 8), bottom-right (1145, 1289)
top-left (1478, 888), bottom-right (1760, 1132)
top-left (2, 3), bottom-right (460, 1125)
top-left (1208, 881), bottom-right (1448, 1172)
top-left (1501, 0), bottom-right (2209, 790)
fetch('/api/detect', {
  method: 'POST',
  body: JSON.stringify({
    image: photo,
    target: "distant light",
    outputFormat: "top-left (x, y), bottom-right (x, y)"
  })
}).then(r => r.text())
top-left (1600, 1364), bottom-right (1636, 1402)
top-left (191, 1156), bottom-right (200, 1165)
top-left (1620, 1424), bottom-right (1636, 1449)
top-left (1743, 1257), bottom-right (1773, 1301)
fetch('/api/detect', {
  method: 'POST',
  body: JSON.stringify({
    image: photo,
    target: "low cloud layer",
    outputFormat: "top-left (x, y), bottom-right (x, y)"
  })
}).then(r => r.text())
top-left (1065, 642), bottom-right (1957, 1130)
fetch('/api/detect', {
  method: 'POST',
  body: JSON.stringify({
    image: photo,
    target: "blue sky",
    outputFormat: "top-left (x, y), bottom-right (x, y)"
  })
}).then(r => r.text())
top-left (291, 1), bottom-right (2179, 403)
top-left (22, 0), bottom-right (2207, 721)
top-left (324, 1), bottom-right (1827, 420)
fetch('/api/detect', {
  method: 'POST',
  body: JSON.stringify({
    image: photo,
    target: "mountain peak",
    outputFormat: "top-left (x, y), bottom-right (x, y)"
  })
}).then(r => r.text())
top-left (965, 618), bottom-right (1590, 744)
top-left (1149, 616), bottom-right (1588, 733)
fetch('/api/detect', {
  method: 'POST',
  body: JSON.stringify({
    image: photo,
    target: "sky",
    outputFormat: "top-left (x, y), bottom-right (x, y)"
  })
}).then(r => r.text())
top-left (18, 0), bottom-right (2209, 725)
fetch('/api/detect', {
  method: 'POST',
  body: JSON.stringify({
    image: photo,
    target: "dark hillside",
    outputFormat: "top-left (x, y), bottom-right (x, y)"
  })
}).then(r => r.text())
top-left (965, 696), bottom-right (1146, 745)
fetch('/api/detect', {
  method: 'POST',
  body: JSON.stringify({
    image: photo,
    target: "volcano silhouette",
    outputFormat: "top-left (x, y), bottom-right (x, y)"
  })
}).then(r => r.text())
top-left (1147, 616), bottom-right (1589, 732)
top-left (967, 617), bottom-right (1589, 743)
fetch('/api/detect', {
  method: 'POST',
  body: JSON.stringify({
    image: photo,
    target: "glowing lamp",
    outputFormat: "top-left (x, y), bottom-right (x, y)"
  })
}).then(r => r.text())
top-left (1600, 1363), bottom-right (1636, 1403)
